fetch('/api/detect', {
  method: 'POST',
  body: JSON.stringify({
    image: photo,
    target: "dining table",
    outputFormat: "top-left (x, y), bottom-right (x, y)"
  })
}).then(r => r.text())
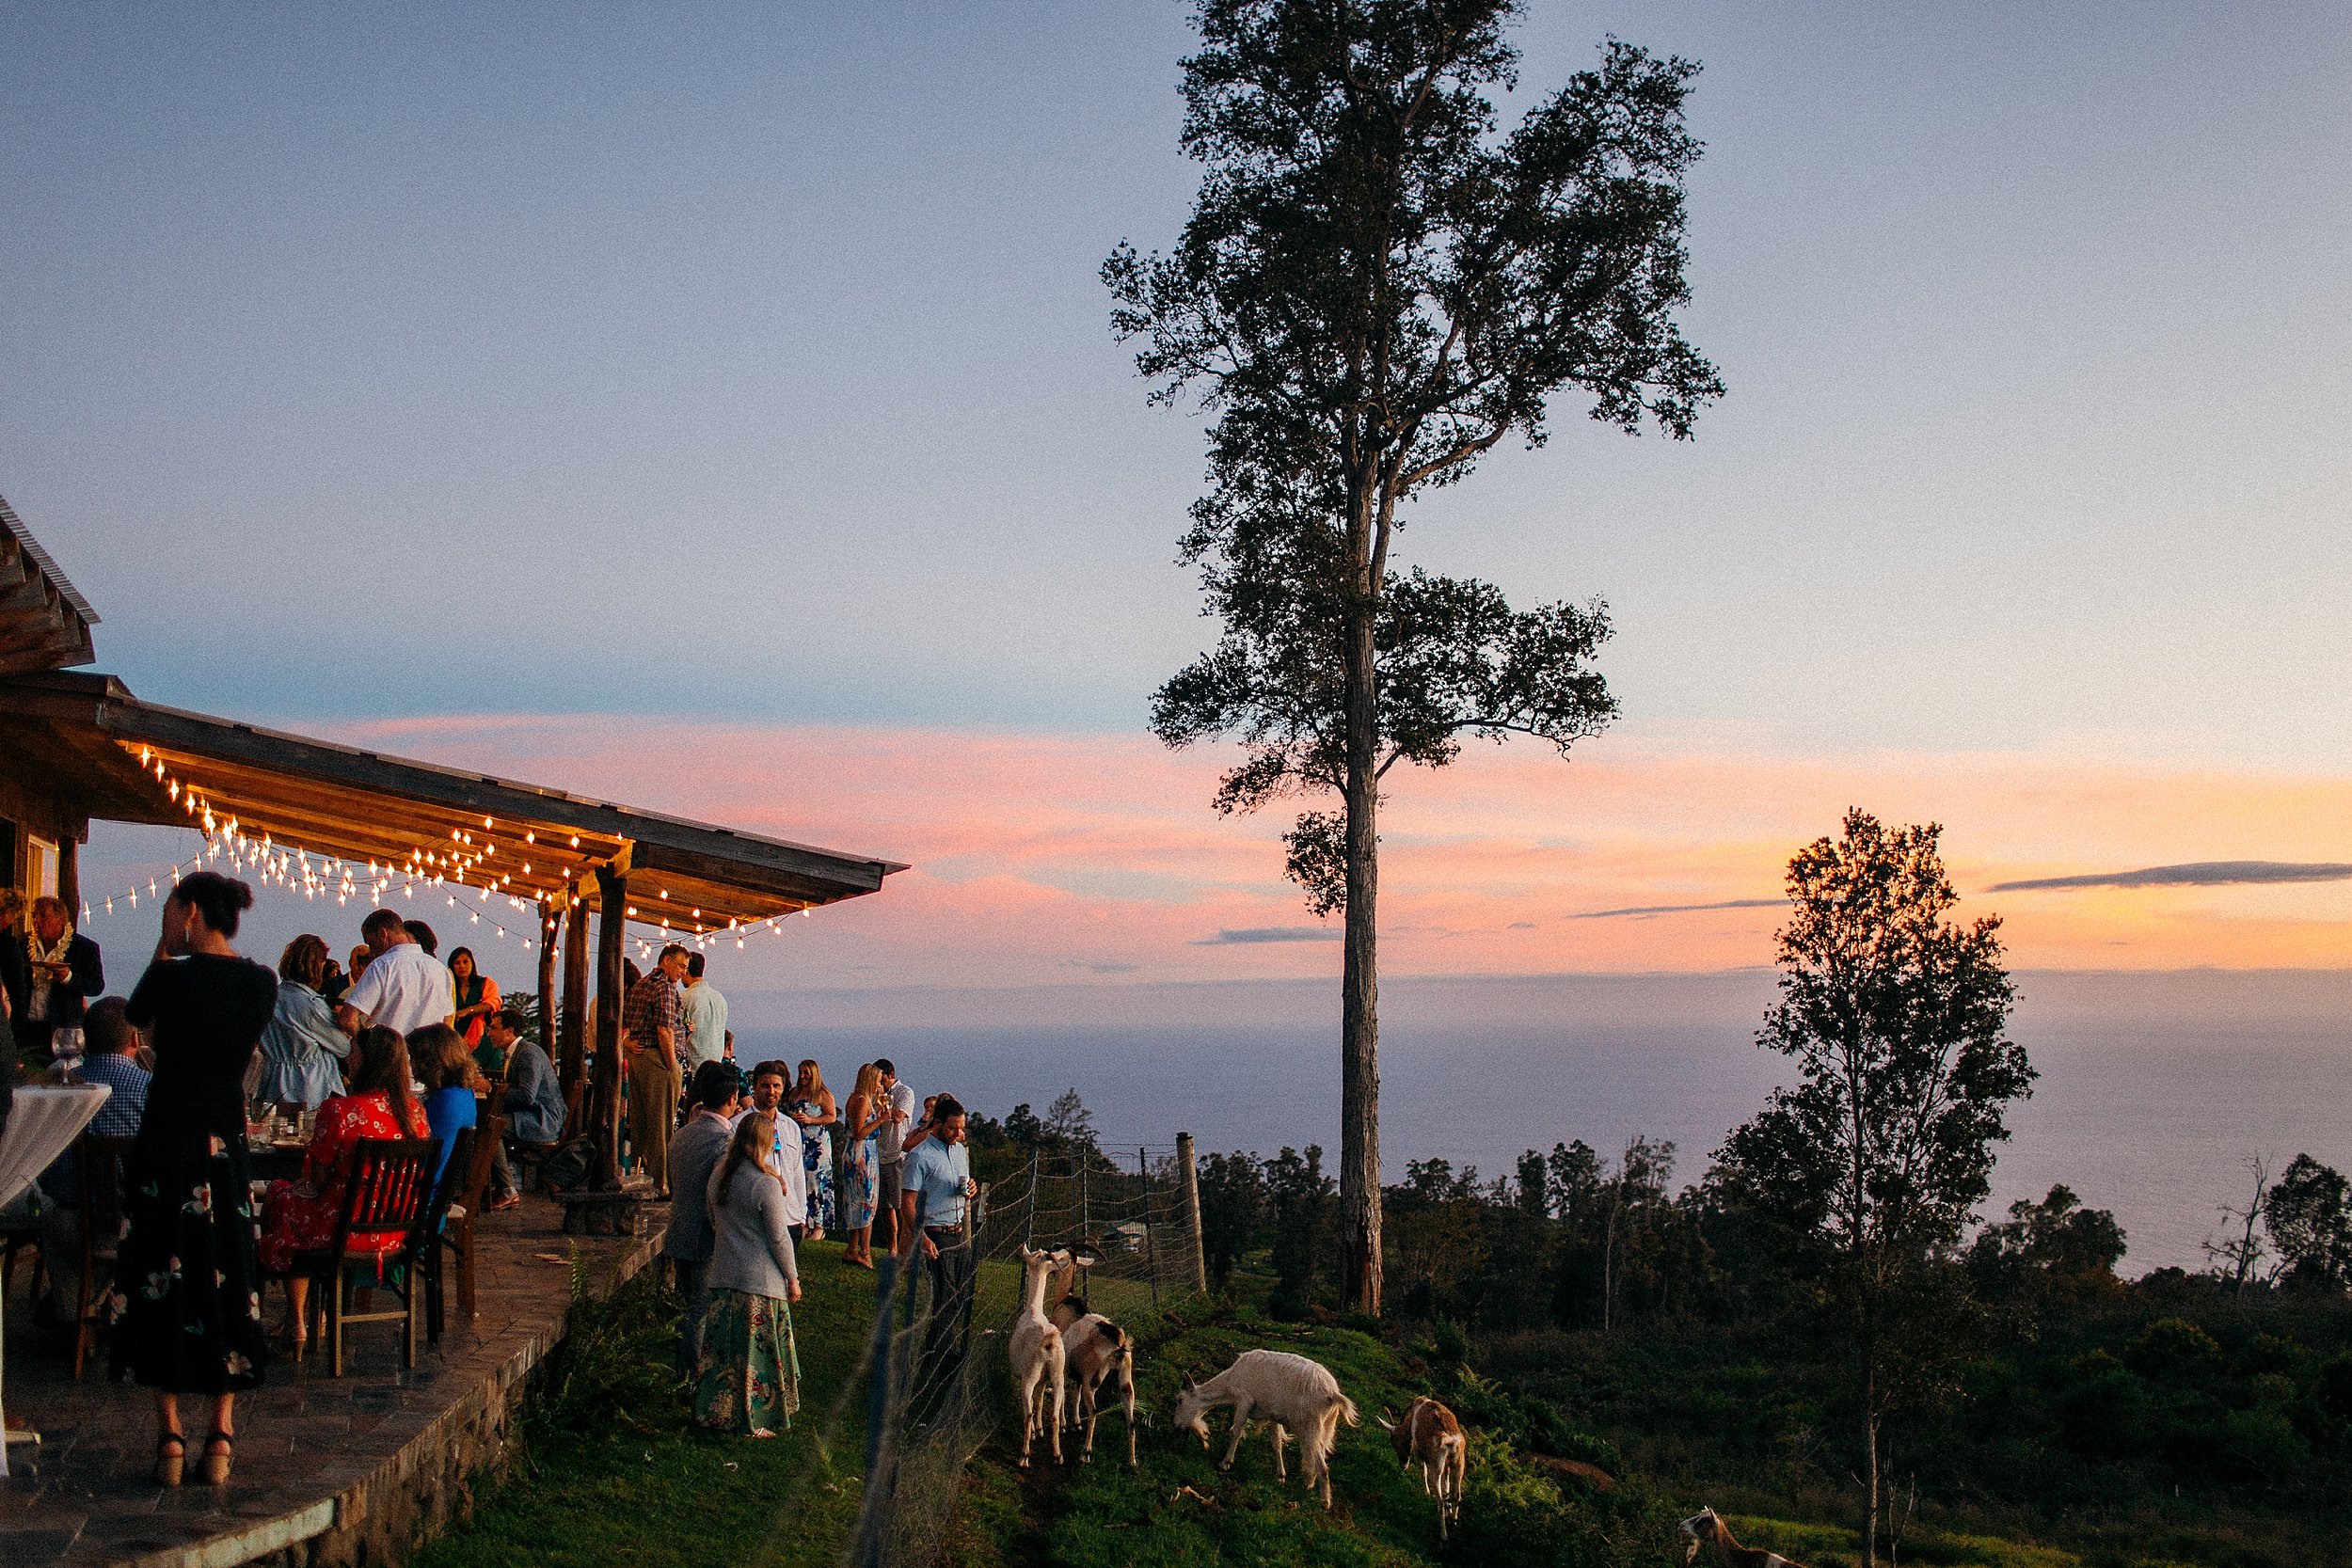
top-left (0, 1084), bottom-right (113, 1477)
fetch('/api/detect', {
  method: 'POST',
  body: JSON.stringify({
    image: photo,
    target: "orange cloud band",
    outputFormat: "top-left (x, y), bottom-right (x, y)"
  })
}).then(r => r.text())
top-left (318, 716), bottom-right (2352, 987)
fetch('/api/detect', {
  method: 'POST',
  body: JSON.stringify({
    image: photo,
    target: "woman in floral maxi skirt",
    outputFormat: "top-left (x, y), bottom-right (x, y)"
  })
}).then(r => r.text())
top-left (108, 873), bottom-right (278, 1486)
top-left (692, 1111), bottom-right (803, 1435)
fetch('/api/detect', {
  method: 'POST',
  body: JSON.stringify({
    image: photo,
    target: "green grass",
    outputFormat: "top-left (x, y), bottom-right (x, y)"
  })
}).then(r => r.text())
top-left (411, 1240), bottom-right (882, 1568)
top-left (411, 1251), bottom-right (2137, 1568)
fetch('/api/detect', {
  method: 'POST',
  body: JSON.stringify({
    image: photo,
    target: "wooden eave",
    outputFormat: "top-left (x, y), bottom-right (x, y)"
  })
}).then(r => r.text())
top-left (0, 671), bottom-right (908, 934)
top-left (0, 494), bottom-right (99, 677)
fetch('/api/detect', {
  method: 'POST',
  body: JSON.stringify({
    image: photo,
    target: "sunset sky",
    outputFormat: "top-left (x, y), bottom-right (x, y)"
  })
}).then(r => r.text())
top-left (8, 3), bottom-right (2350, 992)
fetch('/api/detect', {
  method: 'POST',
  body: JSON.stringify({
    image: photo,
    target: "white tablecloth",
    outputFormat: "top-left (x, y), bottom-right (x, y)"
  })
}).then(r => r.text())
top-left (1, 1084), bottom-right (112, 1476)
top-left (0, 1085), bottom-right (111, 1209)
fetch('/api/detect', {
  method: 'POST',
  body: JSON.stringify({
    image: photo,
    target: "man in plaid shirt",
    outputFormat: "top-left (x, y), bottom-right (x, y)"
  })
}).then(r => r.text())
top-left (623, 943), bottom-right (690, 1197)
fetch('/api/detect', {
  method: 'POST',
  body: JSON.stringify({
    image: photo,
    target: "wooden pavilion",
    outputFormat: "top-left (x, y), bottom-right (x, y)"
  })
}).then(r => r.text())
top-left (0, 494), bottom-right (905, 1192)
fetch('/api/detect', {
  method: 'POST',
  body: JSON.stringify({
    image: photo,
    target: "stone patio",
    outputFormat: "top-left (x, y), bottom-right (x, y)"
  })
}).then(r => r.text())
top-left (0, 1190), bottom-right (662, 1567)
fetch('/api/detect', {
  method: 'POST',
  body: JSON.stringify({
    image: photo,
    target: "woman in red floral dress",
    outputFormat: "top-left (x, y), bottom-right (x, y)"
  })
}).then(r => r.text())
top-left (260, 1025), bottom-right (426, 1347)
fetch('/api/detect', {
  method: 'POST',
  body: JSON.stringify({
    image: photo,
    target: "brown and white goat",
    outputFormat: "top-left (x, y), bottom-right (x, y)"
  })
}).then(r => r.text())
top-left (1009, 1246), bottom-right (1068, 1467)
top-left (1047, 1254), bottom-right (1139, 1467)
top-left (1171, 1349), bottom-right (1359, 1509)
top-left (1677, 1507), bottom-right (1804, 1568)
top-left (1379, 1397), bottom-right (1467, 1539)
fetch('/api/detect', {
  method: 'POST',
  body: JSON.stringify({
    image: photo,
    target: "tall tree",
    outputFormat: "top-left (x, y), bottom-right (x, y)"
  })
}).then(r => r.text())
top-left (1721, 811), bottom-right (2032, 1568)
top-left (1106, 0), bottom-right (1720, 1313)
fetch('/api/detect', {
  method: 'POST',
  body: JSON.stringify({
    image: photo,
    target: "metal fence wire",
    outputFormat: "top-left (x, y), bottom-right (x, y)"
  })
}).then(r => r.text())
top-left (845, 1139), bottom-right (1206, 1568)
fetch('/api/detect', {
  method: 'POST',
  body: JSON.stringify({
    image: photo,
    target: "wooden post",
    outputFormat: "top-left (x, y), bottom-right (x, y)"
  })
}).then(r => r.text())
top-left (1176, 1131), bottom-right (1208, 1294)
top-left (591, 863), bottom-right (628, 1191)
top-left (560, 888), bottom-right (589, 1096)
top-left (533, 897), bottom-right (558, 1046)
top-left (1138, 1146), bottom-right (1159, 1307)
top-left (57, 836), bottom-right (78, 918)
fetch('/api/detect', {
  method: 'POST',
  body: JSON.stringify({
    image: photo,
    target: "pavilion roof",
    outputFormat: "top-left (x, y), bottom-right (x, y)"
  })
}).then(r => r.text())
top-left (0, 493), bottom-right (99, 677)
top-left (0, 670), bottom-right (907, 933)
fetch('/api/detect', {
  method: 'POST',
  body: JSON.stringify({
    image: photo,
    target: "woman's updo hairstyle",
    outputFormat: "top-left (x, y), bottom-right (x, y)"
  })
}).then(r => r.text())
top-left (174, 871), bottom-right (255, 938)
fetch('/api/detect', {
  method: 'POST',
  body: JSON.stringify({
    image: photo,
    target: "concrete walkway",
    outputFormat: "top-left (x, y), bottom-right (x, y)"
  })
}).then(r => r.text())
top-left (0, 1191), bottom-right (660, 1567)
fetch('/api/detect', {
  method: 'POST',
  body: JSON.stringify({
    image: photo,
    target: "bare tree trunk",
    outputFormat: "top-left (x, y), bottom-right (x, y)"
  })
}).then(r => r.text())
top-left (1863, 1369), bottom-right (1881, 1568)
top-left (1339, 588), bottom-right (1383, 1317)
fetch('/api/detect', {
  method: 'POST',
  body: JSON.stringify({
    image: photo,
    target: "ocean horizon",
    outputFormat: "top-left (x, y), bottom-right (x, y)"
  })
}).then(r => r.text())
top-left (731, 967), bottom-right (2352, 1275)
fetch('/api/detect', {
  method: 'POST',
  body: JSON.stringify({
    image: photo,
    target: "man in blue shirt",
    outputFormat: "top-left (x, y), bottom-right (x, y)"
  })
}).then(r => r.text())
top-left (898, 1094), bottom-right (976, 1400)
top-left (37, 997), bottom-right (149, 1326)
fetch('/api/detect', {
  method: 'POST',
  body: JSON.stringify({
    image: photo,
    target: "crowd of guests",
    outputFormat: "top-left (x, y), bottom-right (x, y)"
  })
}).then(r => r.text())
top-left (3, 885), bottom-right (978, 1472)
top-left (2, 879), bottom-right (572, 1485)
top-left (607, 940), bottom-right (977, 1440)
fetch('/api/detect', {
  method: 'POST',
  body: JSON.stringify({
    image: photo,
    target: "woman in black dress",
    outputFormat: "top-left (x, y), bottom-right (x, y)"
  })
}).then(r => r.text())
top-left (108, 871), bottom-right (278, 1486)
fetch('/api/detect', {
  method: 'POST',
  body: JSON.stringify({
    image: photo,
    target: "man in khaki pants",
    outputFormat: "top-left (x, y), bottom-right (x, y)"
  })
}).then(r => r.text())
top-left (622, 943), bottom-right (690, 1197)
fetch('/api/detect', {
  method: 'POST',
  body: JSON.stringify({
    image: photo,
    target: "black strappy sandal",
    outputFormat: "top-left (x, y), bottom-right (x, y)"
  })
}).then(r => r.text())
top-left (200, 1429), bottom-right (234, 1486)
top-left (153, 1431), bottom-right (186, 1486)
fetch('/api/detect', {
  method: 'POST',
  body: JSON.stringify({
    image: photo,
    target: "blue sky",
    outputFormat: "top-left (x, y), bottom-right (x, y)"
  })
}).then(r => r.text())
top-left (5, 1), bottom-right (2347, 767)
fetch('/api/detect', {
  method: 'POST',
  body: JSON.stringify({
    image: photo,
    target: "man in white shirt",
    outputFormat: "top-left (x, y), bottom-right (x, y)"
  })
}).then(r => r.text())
top-left (335, 909), bottom-right (454, 1037)
top-left (680, 953), bottom-right (729, 1073)
top-left (732, 1059), bottom-right (809, 1236)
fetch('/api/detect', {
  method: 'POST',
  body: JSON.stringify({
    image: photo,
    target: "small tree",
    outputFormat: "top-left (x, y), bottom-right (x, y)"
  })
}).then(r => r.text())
top-left (1721, 810), bottom-right (2031, 1568)
top-left (1264, 1144), bottom-right (1337, 1319)
top-left (1966, 1184), bottom-right (2127, 1301)
top-left (2265, 1153), bottom-right (2352, 1290)
top-left (1196, 1150), bottom-right (1269, 1290)
top-left (1110, 0), bottom-right (1721, 1314)
top-left (2203, 1154), bottom-right (2273, 1291)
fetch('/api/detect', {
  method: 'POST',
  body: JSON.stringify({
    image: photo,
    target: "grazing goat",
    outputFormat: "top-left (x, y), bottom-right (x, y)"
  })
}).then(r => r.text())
top-left (1678, 1507), bottom-right (1804, 1568)
top-left (1009, 1246), bottom-right (1068, 1467)
top-left (1171, 1349), bottom-right (1359, 1509)
top-left (1047, 1256), bottom-right (1139, 1467)
top-left (1379, 1397), bottom-right (1467, 1539)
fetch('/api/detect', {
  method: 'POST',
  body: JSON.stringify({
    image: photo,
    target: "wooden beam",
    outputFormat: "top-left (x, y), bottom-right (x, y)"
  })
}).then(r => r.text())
top-left (561, 889), bottom-right (590, 1102)
top-left (534, 897), bottom-right (558, 1048)
top-left (591, 863), bottom-right (628, 1191)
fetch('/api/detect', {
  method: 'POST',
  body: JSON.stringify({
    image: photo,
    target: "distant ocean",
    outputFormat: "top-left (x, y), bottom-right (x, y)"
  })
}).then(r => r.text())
top-left (734, 970), bottom-right (2352, 1275)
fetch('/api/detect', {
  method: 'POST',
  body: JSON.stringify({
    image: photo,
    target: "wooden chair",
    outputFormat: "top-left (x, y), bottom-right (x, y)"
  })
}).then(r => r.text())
top-left (71, 1134), bottom-right (135, 1379)
top-left (290, 1136), bottom-right (440, 1376)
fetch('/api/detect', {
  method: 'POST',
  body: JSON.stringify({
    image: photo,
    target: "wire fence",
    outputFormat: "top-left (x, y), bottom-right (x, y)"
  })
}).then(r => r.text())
top-left (845, 1138), bottom-right (1206, 1567)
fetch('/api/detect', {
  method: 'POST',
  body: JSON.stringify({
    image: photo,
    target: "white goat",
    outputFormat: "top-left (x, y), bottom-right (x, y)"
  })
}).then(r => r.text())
top-left (1379, 1397), bottom-right (1468, 1539)
top-left (1047, 1255), bottom-right (1138, 1467)
top-left (1008, 1245), bottom-right (1068, 1467)
top-left (1171, 1348), bottom-right (1359, 1509)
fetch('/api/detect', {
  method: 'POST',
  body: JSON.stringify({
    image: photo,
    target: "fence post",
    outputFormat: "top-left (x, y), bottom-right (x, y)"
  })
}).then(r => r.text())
top-left (1138, 1146), bottom-right (1160, 1307)
top-left (1078, 1148), bottom-right (1089, 1253)
top-left (1023, 1145), bottom-right (1041, 1248)
top-left (1176, 1131), bottom-right (1208, 1294)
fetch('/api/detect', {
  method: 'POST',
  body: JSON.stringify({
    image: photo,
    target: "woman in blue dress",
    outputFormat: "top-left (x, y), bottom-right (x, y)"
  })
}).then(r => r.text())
top-left (787, 1059), bottom-right (836, 1237)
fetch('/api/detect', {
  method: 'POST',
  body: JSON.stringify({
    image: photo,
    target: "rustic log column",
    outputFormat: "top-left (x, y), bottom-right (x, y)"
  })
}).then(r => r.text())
top-left (534, 897), bottom-right (558, 1044)
top-left (560, 888), bottom-right (590, 1099)
top-left (57, 836), bottom-right (79, 916)
top-left (591, 863), bottom-right (628, 1191)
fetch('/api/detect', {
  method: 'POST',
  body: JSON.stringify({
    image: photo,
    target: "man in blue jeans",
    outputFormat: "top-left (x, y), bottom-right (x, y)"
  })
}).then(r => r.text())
top-left (898, 1094), bottom-right (975, 1408)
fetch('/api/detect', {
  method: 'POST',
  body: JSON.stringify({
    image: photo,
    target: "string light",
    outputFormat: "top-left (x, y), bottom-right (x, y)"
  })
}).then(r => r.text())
top-left (78, 746), bottom-right (818, 959)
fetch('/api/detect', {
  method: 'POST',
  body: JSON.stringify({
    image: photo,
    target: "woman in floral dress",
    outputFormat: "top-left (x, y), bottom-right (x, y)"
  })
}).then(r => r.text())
top-left (256, 1025), bottom-right (426, 1349)
top-left (788, 1058), bottom-right (836, 1235)
top-left (838, 1062), bottom-right (885, 1267)
top-left (111, 873), bottom-right (278, 1487)
top-left (692, 1111), bottom-right (802, 1435)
